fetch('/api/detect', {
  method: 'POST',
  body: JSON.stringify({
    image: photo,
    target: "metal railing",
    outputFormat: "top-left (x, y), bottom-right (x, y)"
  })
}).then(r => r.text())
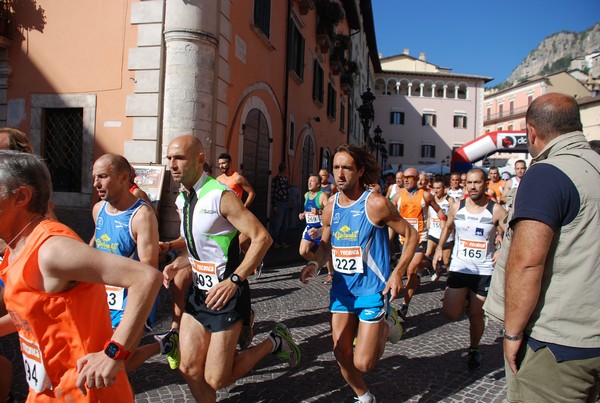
top-left (484, 104), bottom-right (529, 122)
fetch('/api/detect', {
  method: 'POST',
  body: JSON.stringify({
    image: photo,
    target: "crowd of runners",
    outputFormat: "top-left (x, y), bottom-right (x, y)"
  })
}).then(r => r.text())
top-left (0, 93), bottom-right (599, 402)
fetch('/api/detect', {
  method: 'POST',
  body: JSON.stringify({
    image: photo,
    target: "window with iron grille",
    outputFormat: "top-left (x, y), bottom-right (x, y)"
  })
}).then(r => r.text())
top-left (389, 143), bottom-right (404, 157)
top-left (288, 20), bottom-right (304, 79)
top-left (44, 108), bottom-right (83, 193)
top-left (390, 111), bottom-right (404, 125)
top-left (339, 102), bottom-right (345, 131)
top-left (421, 144), bottom-right (436, 158)
top-left (254, 0), bottom-right (271, 38)
top-left (327, 82), bottom-right (336, 119)
top-left (313, 59), bottom-right (324, 104)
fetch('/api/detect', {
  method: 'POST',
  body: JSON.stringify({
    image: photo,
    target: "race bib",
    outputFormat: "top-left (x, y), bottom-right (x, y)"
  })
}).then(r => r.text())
top-left (430, 218), bottom-right (442, 230)
top-left (405, 218), bottom-right (419, 232)
top-left (332, 246), bottom-right (364, 274)
top-left (459, 239), bottom-right (487, 263)
top-left (305, 213), bottom-right (321, 225)
top-left (19, 335), bottom-right (52, 393)
top-left (105, 285), bottom-right (125, 311)
top-left (189, 258), bottom-right (219, 291)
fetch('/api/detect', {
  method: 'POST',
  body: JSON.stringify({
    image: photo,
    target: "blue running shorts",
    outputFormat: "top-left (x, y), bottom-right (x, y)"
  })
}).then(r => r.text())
top-left (330, 291), bottom-right (388, 322)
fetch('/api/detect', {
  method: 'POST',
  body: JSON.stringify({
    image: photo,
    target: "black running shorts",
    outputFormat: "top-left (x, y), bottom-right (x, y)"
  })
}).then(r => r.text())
top-left (446, 271), bottom-right (491, 297)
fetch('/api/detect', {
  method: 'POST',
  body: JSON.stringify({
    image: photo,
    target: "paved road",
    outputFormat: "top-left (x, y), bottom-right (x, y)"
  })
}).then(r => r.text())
top-left (2, 262), bottom-right (508, 402)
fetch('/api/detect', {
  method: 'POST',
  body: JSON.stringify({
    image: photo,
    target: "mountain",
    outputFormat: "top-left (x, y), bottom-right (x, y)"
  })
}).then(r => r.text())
top-left (497, 22), bottom-right (600, 89)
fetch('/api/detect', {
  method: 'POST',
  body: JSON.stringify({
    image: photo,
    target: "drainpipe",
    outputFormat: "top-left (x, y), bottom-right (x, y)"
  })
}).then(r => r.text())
top-left (281, 0), bottom-right (291, 165)
top-left (156, 0), bottom-right (167, 163)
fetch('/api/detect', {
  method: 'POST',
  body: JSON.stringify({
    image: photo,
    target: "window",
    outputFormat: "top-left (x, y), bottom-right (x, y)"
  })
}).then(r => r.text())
top-left (390, 111), bottom-right (405, 125)
top-left (327, 82), bottom-right (336, 119)
top-left (499, 104), bottom-right (504, 118)
top-left (422, 112), bottom-right (436, 127)
top-left (453, 114), bottom-right (467, 129)
top-left (313, 60), bottom-right (324, 104)
top-left (288, 20), bottom-right (304, 79)
top-left (421, 144), bottom-right (436, 158)
top-left (289, 119), bottom-right (295, 151)
top-left (507, 124), bottom-right (513, 131)
top-left (528, 95), bottom-right (534, 105)
top-left (339, 103), bottom-right (345, 131)
top-left (44, 108), bottom-right (84, 193)
top-left (389, 143), bottom-right (404, 157)
top-left (254, 0), bottom-right (271, 38)
top-left (486, 107), bottom-right (491, 120)
top-left (509, 100), bottom-right (514, 115)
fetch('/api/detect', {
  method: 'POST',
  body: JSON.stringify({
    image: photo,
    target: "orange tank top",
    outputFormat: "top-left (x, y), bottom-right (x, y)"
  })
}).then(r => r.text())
top-left (487, 180), bottom-right (504, 199)
top-left (0, 220), bottom-right (133, 402)
top-left (398, 188), bottom-right (428, 241)
top-left (217, 171), bottom-right (243, 199)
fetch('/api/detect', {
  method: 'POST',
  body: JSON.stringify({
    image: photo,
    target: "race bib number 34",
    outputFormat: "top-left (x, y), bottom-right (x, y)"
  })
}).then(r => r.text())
top-left (189, 258), bottom-right (219, 291)
top-left (332, 246), bottom-right (363, 274)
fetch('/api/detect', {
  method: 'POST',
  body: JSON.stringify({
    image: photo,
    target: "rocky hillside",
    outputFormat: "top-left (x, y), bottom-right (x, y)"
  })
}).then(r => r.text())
top-left (499, 22), bottom-right (600, 88)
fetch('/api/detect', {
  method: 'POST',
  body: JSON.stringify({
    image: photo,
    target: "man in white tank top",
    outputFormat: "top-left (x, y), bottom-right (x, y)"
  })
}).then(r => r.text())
top-left (425, 176), bottom-right (455, 281)
top-left (434, 168), bottom-right (507, 371)
top-left (500, 160), bottom-right (527, 212)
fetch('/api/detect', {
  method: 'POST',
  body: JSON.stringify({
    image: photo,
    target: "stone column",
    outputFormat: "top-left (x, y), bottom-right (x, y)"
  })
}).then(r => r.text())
top-left (162, 0), bottom-right (218, 158)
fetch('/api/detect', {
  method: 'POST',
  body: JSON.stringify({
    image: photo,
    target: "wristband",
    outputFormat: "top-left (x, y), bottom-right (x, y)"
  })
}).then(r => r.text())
top-left (307, 261), bottom-right (319, 268)
top-left (503, 330), bottom-right (523, 341)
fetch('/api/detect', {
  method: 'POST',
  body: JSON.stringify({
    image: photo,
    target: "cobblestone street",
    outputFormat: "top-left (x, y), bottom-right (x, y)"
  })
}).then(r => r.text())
top-left (3, 262), bottom-right (508, 402)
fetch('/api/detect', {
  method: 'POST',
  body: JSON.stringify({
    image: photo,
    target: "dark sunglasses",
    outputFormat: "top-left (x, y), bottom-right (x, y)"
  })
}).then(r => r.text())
top-left (404, 175), bottom-right (416, 180)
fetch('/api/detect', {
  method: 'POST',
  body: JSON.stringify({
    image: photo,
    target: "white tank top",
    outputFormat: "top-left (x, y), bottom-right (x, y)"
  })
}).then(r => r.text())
top-left (428, 196), bottom-right (453, 242)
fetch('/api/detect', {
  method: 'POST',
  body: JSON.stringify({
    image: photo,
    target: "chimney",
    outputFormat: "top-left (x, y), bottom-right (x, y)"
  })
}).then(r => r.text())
top-left (419, 52), bottom-right (426, 61)
top-left (403, 48), bottom-right (410, 55)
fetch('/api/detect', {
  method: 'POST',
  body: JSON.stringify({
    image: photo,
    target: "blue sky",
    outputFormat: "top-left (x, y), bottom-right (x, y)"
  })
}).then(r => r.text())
top-left (371, 0), bottom-right (600, 87)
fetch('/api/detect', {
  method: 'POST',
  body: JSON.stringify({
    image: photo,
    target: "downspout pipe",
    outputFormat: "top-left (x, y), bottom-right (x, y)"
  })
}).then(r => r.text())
top-left (281, 0), bottom-right (291, 165)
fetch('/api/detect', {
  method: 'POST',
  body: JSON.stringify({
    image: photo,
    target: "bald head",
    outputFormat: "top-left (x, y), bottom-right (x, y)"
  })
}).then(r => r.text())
top-left (167, 135), bottom-right (206, 188)
top-left (526, 93), bottom-right (582, 141)
top-left (169, 134), bottom-right (204, 155)
top-left (96, 153), bottom-right (131, 175)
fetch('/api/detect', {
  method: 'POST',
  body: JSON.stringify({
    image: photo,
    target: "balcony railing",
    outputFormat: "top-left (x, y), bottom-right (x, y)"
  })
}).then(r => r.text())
top-left (484, 104), bottom-right (529, 123)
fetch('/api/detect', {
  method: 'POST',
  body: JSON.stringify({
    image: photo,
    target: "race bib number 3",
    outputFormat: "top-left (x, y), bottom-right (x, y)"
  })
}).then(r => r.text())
top-left (19, 335), bottom-right (52, 393)
top-left (332, 246), bottom-right (364, 274)
top-left (189, 258), bottom-right (219, 291)
top-left (459, 239), bottom-right (487, 263)
top-left (105, 285), bottom-right (125, 311)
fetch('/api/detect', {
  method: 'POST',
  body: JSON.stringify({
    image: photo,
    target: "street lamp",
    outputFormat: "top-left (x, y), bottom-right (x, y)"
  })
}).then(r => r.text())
top-left (357, 88), bottom-right (376, 147)
top-left (373, 125), bottom-right (386, 166)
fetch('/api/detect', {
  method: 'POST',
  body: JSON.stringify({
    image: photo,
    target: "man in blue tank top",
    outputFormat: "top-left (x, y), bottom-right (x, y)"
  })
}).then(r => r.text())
top-left (300, 144), bottom-right (418, 403)
top-left (91, 153), bottom-right (178, 372)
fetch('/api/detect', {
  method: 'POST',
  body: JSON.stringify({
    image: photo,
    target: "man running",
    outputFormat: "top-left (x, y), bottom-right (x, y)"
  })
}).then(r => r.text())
top-left (163, 135), bottom-right (301, 401)
top-left (91, 153), bottom-right (179, 371)
top-left (486, 166), bottom-right (504, 202)
top-left (434, 168), bottom-right (507, 370)
top-left (426, 176), bottom-right (455, 281)
top-left (298, 174), bottom-right (329, 263)
top-left (0, 151), bottom-right (161, 401)
top-left (385, 170), bottom-right (403, 201)
top-left (216, 152), bottom-right (255, 208)
top-left (500, 160), bottom-right (527, 211)
top-left (392, 167), bottom-right (447, 318)
top-left (319, 168), bottom-right (337, 195)
top-left (447, 172), bottom-right (463, 201)
top-left (300, 144), bottom-right (417, 403)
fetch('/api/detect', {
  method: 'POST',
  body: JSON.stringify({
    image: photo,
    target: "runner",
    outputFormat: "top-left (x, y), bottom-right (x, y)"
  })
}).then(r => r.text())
top-left (500, 160), bottom-right (527, 212)
top-left (425, 176), bottom-right (455, 281)
top-left (392, 167), bottom-right (447, 318)
top-left (216, 152), bottom-right (256, 208)
top-left (319, 168), bottom-right (337, 195)
top-left (0, 150), bottom-right (161, 401)
top-left (385, 170), bottom-right (403, 201)
top-left (299, 144), bottom-right (417, 402)
top-left (433, 168), bottom-right (507, 370)
top-left (90, 153), bottom-right (179, 371)
top-left (298, 174), bottom-right (329, 263)
top-left (447, 172), bottom-right (463, 201)
top-left (163, 135), bottom-right (301, 401)
top-left (486, 166), bottom-right (504, 202)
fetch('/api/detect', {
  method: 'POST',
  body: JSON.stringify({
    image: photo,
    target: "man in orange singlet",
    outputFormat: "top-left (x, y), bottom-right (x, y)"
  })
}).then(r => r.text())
top-left (216, 153), bottom-right (255, 208)
top-left (487, 166), bottom-right (504, 202)
top-left (392, 167), bottom-right (447, 318)
top-left (0, 151), bottom-right (162, 401)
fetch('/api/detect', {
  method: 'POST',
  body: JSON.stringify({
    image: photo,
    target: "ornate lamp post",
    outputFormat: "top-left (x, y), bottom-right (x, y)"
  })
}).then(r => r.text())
top-left (357, 88), bottom-right (376, 148)
top-left (373, 125), bottom-right (386, 166)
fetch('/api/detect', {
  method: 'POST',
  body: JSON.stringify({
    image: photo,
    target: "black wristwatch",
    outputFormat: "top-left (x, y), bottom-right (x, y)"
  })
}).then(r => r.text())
top-left (230, 273), bottom-right (243, 286)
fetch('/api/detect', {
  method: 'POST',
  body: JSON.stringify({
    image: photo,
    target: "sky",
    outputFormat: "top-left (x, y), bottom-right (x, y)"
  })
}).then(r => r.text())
top-left (371, 0), bottom-right (600, 87)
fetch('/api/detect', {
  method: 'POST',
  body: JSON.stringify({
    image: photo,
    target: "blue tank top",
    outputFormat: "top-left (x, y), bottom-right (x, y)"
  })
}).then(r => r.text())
top-left (330, 190), bottom-right (391, 297)
top-left (304, 190), bottom-right (324, 229)
top-left (95, 198), bottom-right (145, 325)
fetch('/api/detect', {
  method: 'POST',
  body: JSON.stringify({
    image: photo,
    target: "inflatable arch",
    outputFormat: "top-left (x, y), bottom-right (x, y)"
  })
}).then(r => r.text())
top-left (451, 130), bottom-right (527, 172)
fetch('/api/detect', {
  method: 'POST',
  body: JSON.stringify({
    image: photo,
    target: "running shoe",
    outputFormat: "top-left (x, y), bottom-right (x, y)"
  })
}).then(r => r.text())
top-left (270, 323), bottom-right (302, 367)
top-left (238, 308), bottom-right (255, 350)
top-left (155, 329), bottom-right (180, 370)
top-left (386, 308), bottom-right (404, 344)
top-left (353, 394), bottom-right (377, 402)
top-left (398, 303), bottom-right (409, 319)
top-left (467, 348), bottom-right (481, 370)
top-left (323, 274), bottom-right (333, 285)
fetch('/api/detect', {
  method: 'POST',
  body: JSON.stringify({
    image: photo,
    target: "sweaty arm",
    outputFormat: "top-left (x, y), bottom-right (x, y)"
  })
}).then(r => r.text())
top-left (238, 175), bottom-right (256, 208)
